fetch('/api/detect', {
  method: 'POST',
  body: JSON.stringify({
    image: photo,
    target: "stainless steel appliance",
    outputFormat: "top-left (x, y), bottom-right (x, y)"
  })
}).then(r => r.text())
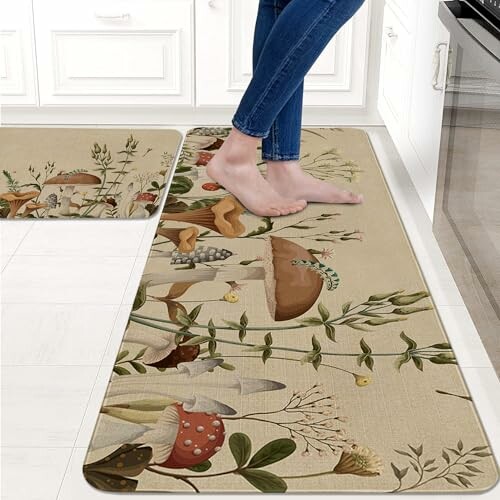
top-left (434, 1), bottom-right (500, 373)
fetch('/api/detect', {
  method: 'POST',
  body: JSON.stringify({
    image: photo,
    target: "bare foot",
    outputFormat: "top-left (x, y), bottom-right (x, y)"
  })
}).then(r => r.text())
top-left (206, 129), bottom-right (307, 217)
top-left (266, 160), bottom-right (364, 204)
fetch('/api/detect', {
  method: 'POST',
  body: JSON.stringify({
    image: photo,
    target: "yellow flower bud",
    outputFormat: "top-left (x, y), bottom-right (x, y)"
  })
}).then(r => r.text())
top-left (223, 292), bottom-right (239, 303)
top-left (353, 374), bottom-right (372, 387)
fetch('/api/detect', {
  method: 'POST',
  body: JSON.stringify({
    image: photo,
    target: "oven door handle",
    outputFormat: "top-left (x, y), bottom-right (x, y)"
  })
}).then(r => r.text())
top-left (432, 42), bottom-right (449, 91)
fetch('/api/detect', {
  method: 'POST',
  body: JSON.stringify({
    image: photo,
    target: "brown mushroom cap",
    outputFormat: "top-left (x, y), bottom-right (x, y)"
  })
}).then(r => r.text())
top-left (0, 191), bottom-right (40, 218)
top-left (157, 226), bottom-right (199, 253)
top-left (44, 172), bottom-right (101, 186)
top-left (264, 236), bottom-right (323, 321)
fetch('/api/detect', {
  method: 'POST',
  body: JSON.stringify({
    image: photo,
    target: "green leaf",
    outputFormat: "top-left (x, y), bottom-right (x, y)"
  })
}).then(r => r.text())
top-left (188, 460), bottom-right (212, 472)
top-left (247, 438), bottom-right (296, 469)
top-left (412, 356), bottom-right (424, 371)
top-left (223, 320), bottom-right (242, 330)
top-left (113, 366), bottom-right (131, 376)
top-left (176, 310), bottom-right (192, 327)
top-left (208, 340), bottom-right (217, 357)
top-left (318, 303), bottom-right (330, 322)
top-left (264, 333), bottom-right (273, 346)
top-left (324, 323), bottom-right (336, 342)
top-left (400, 331), bottom-right (418, 350)
top-left (360, 338), bottom-right (372, 354)
top-left (394, 449), bottom-right (414, 458)
top-left (229, 433), bottom-right (252, 468)
top-left (130, 361), bottom-right (147, 374)
top-left (341, 301), bottom-right (352, 314)
top-left (297, 317), bottom-right (323, 327)
top-left (208, 319), bottom-right (216, 338)
top-left (262, 348), bottom-right (272, 364)
top-left (240, 311), bottom-right (248, 328)
top-left (116, 350), bottom-right (129, 363)
top-left (388, 291), bottom-right (429, 306)
top-left (368, 290), bottom-right (405, 302)
top-left (391, 463), bottom-right (408, 480)
top-left (347, 323), bottom-right (372, 332)
top-left (365, 355), bottom-right (374, 371)
top-left (311, 335), bottom-right (322, 353)
top-left (409, 444), bottom-right (423, 457)
top-left (430, 343), bottom-right (452, 350)
top-left (133, 282), bottom-right (148, 311)
top-left (239, 469), bottom-right (287, 493)
top-left (239, 329), bottom-right (247, 343)
top-left (392, 306), bottom-right (432, 315)
top-left (444, 477), bottom-right (461, 487)
top-left (429, 354), bottom-right (457, 365)
top-left (457, 440), bottom-right (464, 452)
top-left (220, 362), bottom-right (235, 371)
top-left (188, 304), bottom-right (203, 322)
top-left (442, 450), bottom-right (450, 463)
top-left (134, 347), bottom-right (147, 360)
top-left (312, 353), bottom-right (322, 371)
top-left (397, 351), bottom-right (412, 370)
top-left (169, 175), bottom-right (194, 195)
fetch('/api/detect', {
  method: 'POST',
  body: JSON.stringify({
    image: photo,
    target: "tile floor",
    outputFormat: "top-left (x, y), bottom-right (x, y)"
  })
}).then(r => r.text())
top-left (1, 126), bottom-right (498, 500)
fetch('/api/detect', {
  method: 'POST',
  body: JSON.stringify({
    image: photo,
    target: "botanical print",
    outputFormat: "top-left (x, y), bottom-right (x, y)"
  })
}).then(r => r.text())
top-left (0, 128), bottom-right (182, 219)
top-left (84, 127), bottom-right (498, 493)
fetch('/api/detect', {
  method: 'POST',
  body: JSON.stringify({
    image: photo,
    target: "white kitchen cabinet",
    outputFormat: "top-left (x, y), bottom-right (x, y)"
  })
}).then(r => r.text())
top-left (0, 0), bottom-right (38, 105)
top-left (378, 4), bottom-right (412, 134)
top-left (195, 0), bottom-right (371, 107)
top-left (407, 0), bottom-right (449, 215)
top-left (32, 0), bottom-right (194, 105)
top-left (378, 0), bottom-right (449, 220)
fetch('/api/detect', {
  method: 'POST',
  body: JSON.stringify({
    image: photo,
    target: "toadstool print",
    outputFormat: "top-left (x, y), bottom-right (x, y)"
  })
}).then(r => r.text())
top-left (93, 402), bottom-right (226, 469)
top-left (131, 192), bottom-right (157, 218)
top-left (142, 237), bottom-right (327, 321)
top-left (0, 191), bottom-right (40, 218)
top-left (44, 172), bottom-right (101, 215)
top-left (161, 195), bottom-right (245, 238)
top-left (156, 226), bottom-right (199, 253)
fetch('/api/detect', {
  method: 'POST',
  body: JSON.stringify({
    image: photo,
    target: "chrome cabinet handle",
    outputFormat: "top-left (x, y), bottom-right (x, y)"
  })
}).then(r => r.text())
top-left (94, 12), bottom-right (131, 21)
top-left (432, 42), bottom-right (448, 91)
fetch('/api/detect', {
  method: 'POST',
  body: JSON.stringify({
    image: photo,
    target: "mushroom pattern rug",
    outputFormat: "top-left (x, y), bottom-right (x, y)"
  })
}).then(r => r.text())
top-left (84, 127), bottom-right (498, 494)
top-left (0, 127), bottom-right (182, 219)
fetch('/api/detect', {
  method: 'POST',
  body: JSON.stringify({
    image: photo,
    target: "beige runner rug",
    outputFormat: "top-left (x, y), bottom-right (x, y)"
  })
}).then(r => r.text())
top-left (84, 127), bottom-right (498, 493)
top-left (0, 127), bottom-right (182, 219)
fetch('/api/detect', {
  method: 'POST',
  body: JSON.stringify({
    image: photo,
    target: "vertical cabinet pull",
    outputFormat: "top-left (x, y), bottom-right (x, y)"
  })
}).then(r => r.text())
top-left (432, 42), bottom-right (448, 91)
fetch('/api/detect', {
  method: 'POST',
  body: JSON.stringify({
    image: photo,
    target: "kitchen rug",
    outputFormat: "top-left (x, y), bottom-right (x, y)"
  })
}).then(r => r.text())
top-left (0, 127), bottom-right (182, 219)
top-left (84, 127), bottom-right (498, 493)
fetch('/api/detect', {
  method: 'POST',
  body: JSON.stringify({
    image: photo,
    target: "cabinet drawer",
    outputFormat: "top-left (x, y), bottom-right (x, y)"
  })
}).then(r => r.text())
top-left (379, 4), bottom-right (413, 128)
top-left (33, 0), bottom-right (194, 105)
top-left (0, 0), bottom-right (38, 105)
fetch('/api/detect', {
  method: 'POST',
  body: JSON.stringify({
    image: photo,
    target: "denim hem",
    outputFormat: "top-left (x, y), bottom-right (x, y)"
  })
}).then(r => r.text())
top-left (232, 118), bottom-right (269, 139)
top-left (261, 153), bottom-right (300, 161)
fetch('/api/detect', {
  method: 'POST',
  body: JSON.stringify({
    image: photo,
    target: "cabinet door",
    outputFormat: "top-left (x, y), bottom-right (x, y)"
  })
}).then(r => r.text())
top-left (195, 0), bottom-right (370, 107)
top-left (0, 0), bottom-right (38, 105)
top-left (378, 4), bottom-right (412, 134)
top-left (33, 0), bottom-right (194, 105)
top-left (407, 0), bottom-right (449, 214)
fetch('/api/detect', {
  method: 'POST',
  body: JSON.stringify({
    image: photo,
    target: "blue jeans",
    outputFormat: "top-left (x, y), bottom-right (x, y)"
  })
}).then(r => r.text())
top-left (232, 0), bottom-right (366, 161)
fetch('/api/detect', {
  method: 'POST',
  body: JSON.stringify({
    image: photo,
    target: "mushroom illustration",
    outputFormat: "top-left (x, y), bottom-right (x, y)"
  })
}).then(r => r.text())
top-left (22, 202), bottom-right (48, 217)
top-left (160, 195), bottom-right (245, 238)
top-left (44, 172), bottom-right (101, 215)
top-left (117, 183), bottom-right (137, 218)
top-left (142, 236), bottom-right (324, 321)
top-left (93, 401), bottom-right (226, 468)
top-left (130, 192), bottom-right (157, 219)
top-left (124, 329), bottom-right (200, 368)
top-left (151, 246), bottom-right (233, 265)
top-left (0, 191), bottom-right (40, 218)
top-left (156, 226), bottom-right (199, 253)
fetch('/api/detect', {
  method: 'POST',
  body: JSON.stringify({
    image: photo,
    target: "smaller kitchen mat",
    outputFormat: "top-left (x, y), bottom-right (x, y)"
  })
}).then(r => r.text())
top-left (0, 127), bottom-right (183, 219)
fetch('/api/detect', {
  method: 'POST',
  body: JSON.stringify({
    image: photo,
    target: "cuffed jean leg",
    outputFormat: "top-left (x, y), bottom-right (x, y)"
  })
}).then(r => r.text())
top-left (232, 0), bottom-right (366, 141)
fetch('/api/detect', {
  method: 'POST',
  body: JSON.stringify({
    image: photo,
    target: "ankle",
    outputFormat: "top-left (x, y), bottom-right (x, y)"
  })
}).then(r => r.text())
top-left (267, 160), bottom-right (301, 172)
